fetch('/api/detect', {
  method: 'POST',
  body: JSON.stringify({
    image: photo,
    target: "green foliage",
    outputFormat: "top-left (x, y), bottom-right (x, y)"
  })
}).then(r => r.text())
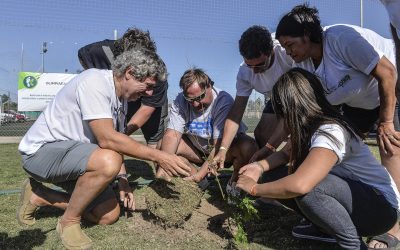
top-left (228, 194), bottom-right (260, 244)
top-left (237, 196), bottom-right (259, 222)
top-left (234, 223), bottom-right (248, 244)
top-left (1, 94), bottom-right (9, 104)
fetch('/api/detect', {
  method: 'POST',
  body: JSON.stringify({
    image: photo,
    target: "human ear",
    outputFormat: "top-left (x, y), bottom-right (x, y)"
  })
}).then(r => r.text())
top-left (124, 67), bottom-right (133, 80)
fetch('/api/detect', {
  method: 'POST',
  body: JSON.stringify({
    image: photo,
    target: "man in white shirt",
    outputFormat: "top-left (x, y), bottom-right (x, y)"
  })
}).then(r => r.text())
top-left (17, 47), bottom-right (191, 249)
top-left (212, 25), bottom-right (293, 169)
top-left (156, 68), bottom-right (257, 184)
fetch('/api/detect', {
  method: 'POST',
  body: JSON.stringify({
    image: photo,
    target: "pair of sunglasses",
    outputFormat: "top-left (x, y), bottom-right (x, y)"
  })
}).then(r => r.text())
top-left (183, 89), bottom-right (206, 103)
top-left (245, 55), bottom-right (271, 69)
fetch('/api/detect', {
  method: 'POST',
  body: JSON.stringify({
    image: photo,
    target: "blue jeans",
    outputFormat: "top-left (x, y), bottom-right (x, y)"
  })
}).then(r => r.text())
top-left (262, 166), bottom-right (398, 249)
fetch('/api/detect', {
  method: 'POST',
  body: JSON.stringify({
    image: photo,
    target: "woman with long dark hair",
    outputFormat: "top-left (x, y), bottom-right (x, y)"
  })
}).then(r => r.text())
top-left (236, 68), bottom-right (400, 249)
top-left (274, 4), bottom-right (400, 248)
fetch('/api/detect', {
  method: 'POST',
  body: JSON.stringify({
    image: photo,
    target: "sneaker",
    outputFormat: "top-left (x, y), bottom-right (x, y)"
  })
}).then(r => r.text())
top-left (16, 178), bottom-right (40, 226)
top-left (292, 221), bottom-right (336, 243)
top-left (226, 181), bottom-right (241, 205)
top-left (56, 219), bottom-right (93, 250)
top-left (226, 181), bottom-right (240, 197)
top-left (197, 178), bottom-right (209, 191)
top-left (294, 217), bottom-right (311, 229)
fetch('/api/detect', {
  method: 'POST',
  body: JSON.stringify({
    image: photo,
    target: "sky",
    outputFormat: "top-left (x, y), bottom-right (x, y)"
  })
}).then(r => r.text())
top-left (0, 0), bottom-right (390, 105)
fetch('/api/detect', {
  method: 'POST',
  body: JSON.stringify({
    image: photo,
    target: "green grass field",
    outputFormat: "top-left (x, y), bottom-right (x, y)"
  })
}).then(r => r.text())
top-left (0, 142), bottom-right (380, 249)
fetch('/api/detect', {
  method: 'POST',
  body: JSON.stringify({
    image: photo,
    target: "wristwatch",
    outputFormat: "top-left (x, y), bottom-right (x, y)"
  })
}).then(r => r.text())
top-left (116, 173), bottom-right (129, 181)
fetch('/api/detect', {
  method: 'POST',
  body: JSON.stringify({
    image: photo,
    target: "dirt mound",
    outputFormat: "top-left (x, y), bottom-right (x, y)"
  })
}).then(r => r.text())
top-left (144, 178), bottom-right (203, 227)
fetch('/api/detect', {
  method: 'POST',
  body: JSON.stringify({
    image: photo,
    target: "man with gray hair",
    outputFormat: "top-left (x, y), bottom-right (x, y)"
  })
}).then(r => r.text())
top-left (17, 48), bottom-right (191, 249)
top-left (78, 28), bottom-right (168, 149)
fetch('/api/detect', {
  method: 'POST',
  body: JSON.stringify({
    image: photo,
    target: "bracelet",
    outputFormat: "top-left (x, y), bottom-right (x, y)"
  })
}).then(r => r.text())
top-left (380, 120), bottom-right (393, 123)
top-left (116, 173), bottom-right (129, 181)
top-left (265, 143), bottom-right (276, 152)
top-left (255, 161), bottom-right (265, 175)
top-left (219, 146), bottom-right (229, 152)
top-left (250, 184), bottom-right (257, 196)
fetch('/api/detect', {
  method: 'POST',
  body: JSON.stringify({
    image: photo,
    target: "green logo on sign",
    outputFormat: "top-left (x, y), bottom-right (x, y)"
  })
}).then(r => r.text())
top-left (23, 76), bottom-right (38, 88)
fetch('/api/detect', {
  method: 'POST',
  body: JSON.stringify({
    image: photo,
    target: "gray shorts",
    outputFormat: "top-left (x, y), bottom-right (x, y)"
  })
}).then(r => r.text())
top-left (21, 140), bottom-right (116, 211)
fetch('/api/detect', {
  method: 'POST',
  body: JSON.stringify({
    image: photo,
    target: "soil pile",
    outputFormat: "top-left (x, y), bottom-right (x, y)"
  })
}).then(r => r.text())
top-left (144, 177), bottom-right (203, 227)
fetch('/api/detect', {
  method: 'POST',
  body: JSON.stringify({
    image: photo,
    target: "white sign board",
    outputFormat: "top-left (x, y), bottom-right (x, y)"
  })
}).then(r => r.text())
top-left (18, 72), bottom-right (76, 111)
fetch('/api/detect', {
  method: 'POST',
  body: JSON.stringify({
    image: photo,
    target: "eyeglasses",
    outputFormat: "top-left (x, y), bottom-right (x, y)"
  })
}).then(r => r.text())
top-left (183, 89), bottom-right (206, 103)
top-left (245, 55), bottom-right (271, 69)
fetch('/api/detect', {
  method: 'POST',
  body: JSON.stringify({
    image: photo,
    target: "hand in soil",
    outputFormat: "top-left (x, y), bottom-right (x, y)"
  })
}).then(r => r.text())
top-left (183, 169), bottom-right (206, 183)
top-left (156, 152), bottom-right (192, 177)
top-left (118, 178), bottom-right (135, 211)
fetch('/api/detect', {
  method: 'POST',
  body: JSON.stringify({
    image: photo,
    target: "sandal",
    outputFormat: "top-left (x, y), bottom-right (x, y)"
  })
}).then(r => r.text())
top-left (368, 233), bottom-right (400, 250)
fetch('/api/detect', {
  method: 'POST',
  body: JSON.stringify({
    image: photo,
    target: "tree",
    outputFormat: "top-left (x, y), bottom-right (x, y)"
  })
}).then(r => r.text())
top-left (255, 97), bottom-right (263, 111)
top-left (9, 101), bottom-right (17, 111)
top-left (1, 94), bottom-right (9, 104)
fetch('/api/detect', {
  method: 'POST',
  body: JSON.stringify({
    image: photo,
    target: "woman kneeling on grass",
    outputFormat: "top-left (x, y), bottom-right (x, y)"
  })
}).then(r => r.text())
top-left (236, 68), bottom-right (400, 249)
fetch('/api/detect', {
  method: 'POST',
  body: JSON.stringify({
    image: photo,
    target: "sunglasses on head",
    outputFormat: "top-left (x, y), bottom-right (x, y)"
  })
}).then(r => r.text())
top-left (183, 89), bottom-right (206, 103)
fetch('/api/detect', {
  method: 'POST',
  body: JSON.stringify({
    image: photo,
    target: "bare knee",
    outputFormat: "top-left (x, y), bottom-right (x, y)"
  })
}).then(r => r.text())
top-left (88, 198), bottom-right (120, 225)
top-left (93, 149), bottom-right (122, 180)
top-left (231, 136), bottom-right (258, 162)
top-left (98, 207), bottom-right (120, 225)
top-left (241, 138), bottom-right (258, 158)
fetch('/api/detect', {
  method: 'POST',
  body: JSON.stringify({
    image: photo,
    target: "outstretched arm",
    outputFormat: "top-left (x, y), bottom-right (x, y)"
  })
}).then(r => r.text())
top-left (372, 56), bottom-right (400, 155)
top-left (89, 118), bottom-right (191, 177)
top-left (237, 147), bottom-right (337, 199)
top-left (212, 96), bottom-right (249, 168)
top-left (125, 104), bottom-right (156, 135)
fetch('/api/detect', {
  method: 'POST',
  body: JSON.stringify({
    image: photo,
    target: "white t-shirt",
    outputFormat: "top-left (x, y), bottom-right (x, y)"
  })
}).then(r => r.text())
top-left (295, 24), bottom-right (396, 109)
top-left (236, 39), bottom-right (293, 99)
top-left (19, 69), bottom-right (127, 155)
top-left (168, 87), bottom-right (246, 154)
top-left (310, 123), bottom-right (400, 209)
top-left (380, 0), bottom-right (400, 36)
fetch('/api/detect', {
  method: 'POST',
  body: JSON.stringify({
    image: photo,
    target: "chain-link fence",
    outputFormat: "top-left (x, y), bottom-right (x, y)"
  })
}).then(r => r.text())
top-left (0, 0), bottom-right (389, 142)
top-left (0, 95), bottom-right (264, 138)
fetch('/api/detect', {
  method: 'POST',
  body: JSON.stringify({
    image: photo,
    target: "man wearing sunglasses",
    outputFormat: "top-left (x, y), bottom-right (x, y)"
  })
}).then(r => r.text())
top-left (212, 25), bottom-right (294, 171)
top-left (156, 68), bottom-right (257, 184)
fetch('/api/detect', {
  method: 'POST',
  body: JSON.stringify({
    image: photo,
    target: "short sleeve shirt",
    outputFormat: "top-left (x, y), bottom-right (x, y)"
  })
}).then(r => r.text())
top-left (167, 87), bottom-right (246, 153)
top-left (310, 123), bottom-right (400, 209)
top-left (78, 40), bottom-right (167, 108)
top-left (19, 69), bottom-right (127, 155)
top-left (295, 24), bottom-right (395, 109)
top-left (236, 39), bottom-right (293, 99)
